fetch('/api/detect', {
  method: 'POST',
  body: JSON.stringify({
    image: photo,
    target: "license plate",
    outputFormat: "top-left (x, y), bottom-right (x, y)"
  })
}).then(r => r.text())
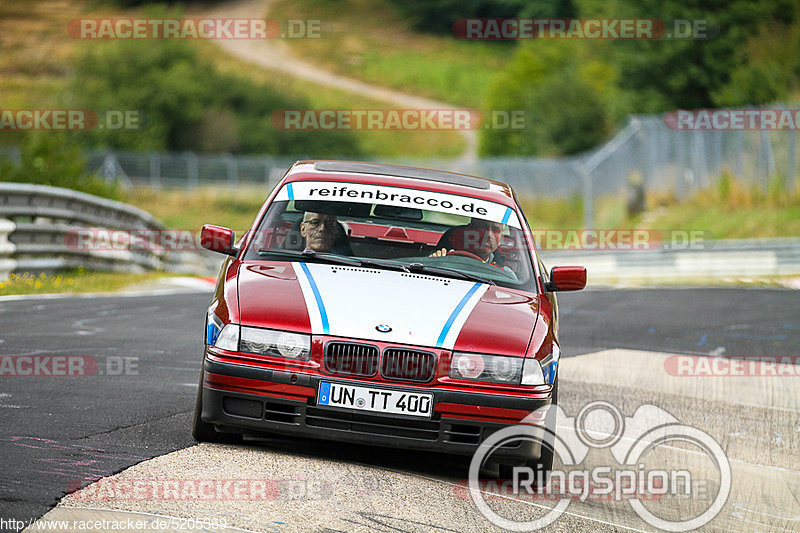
top-left (317, 382), bottom-right (433, 418)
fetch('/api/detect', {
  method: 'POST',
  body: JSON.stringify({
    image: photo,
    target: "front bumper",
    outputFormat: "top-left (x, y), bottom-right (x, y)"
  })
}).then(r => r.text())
top-left (200, 355), bottom-right (553, 463)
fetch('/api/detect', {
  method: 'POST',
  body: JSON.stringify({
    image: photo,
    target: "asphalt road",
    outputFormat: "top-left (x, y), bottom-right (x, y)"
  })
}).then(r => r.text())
top-left (1, 287), bottom-right (798, 531)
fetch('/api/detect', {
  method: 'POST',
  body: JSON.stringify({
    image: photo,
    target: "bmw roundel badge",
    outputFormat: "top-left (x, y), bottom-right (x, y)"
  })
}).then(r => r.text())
top-left (376, 324), bottom-right (392, 333)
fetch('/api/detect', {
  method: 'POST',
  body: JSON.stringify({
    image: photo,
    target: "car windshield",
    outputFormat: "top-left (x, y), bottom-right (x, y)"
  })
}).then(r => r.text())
top-left (241, 181), bottom-right (537, 290)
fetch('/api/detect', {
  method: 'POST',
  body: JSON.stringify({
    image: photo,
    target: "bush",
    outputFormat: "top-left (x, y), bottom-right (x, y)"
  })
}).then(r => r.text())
top-left (68, 6), bottom-right (360, 156)
top-left (480, 40), bottom-right (615, 156)
top-left (387, 0), bottom-right (576, 34)
top-left (603, 0), bottom-right (796, 110)
top-left (714, 17), bottom-right (800, 106)
top-left (0, 133), bottom-right (124, 200)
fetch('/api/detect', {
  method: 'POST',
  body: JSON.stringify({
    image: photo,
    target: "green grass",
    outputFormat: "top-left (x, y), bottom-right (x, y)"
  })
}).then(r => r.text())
top-left (0, 269), bottom-right (181, 296)
top-left (126, 186), bottom-right (267, 234)
top-left (646, 203), bottom-right (800, 239)
top-left (642, 174), bottom-right (800, 238)
top-left (195, 39), bottom-right (466, 158)
top-left (269, 0), bottom-right (511, 109)
top-left (0, 0), bottom-right (465, 158)
top-left (0, 0), bottom-right (76, 146)
top-left (518, 195), bottom-right (628, 231)
top-left (517, 175), bottom-right (800, 240)
top-left (127, 174), bottom-right (800, 240)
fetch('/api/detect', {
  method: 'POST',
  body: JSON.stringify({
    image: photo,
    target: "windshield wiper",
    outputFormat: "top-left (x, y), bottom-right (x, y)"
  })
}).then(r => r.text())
top-left (258, 250), bottom-right (410, 273)
top-left (257, 249), bottom-right (362, 266)
top-left (258, 250), bottom-right (490, 283)
top-left (406, 263), bottom-right (495, 285)
top-left (354, 258), bottom-right (410, 273)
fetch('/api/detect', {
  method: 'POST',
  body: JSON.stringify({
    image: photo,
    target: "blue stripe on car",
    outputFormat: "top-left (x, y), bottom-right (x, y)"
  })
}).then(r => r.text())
top-left (287, 182), bottom-right (294, 200)
top-left (436, 282), bottom-right (482, 348)
top-left (501, 207), bottom-right (512, 225)
top-left (299, 263), bottom-right (330, 334)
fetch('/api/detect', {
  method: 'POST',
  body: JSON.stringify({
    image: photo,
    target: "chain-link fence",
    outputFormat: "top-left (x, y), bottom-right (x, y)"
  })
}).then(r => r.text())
top-left (4, 107), bottom-right (798, 228)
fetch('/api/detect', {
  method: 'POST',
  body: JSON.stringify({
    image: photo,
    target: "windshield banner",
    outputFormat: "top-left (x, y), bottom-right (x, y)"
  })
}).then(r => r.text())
top-left (274, 181), bottom-right (521, 228)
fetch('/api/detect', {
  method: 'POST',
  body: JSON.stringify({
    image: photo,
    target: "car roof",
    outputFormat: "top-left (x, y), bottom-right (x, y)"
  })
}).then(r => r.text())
top-left (282, 160), bottom-right (517, 205)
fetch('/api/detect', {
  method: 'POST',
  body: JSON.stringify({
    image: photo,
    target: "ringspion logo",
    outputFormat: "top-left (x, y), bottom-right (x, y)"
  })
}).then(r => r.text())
top-left (467, 401), bottom-right (730, 531)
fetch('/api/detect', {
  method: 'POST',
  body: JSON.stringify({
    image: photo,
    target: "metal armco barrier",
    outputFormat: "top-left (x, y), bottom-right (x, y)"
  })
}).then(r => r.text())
top-left (0, 183), bottom-right (218, 280)
top-left (539, 237), bottom-right (800, 283)
top-left (1, 183), bottom-right (798, 284)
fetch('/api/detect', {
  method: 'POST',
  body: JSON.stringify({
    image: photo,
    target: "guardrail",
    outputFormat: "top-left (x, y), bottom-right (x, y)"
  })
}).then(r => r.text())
top-left (539, 237), bottom-right (800, 283)
top-left (0, 183), bottom-right (219, 280)
top-left (2, 183), bottom-right (798, 284)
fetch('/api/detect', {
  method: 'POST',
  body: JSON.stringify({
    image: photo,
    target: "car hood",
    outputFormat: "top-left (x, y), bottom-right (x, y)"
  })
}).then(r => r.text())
top-left (237, 261), bottom-right (539, 355)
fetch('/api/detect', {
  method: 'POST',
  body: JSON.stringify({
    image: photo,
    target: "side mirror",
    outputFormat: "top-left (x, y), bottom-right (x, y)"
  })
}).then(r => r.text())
top-left (545, 266), bottom-right (586, 292)
top-left (201, 225), bottom-right (237, 256)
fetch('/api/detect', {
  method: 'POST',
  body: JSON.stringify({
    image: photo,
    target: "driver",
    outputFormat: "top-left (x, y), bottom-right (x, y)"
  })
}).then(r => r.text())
top-left (430, 218), bottom-right (505, 266)
top-left (300, 212), bottom-right (338, 252)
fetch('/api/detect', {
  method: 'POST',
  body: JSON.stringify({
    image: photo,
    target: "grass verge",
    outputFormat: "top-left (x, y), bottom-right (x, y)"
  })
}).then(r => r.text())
top-left (519, 175), bottom-right (800, 240)
top-left (0, 269), bottom-right (183, 296)
top-left (195, 38), bottom-right (465, 158)
top-left (126, 186), bottom-right (266, 233)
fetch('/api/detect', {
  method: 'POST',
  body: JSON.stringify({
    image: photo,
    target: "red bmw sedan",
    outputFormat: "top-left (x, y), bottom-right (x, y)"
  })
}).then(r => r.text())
top-left (193, 160), bottom-right (585, 475)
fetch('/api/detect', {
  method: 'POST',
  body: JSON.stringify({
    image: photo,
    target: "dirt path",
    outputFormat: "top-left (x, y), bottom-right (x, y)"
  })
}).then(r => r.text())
top-left (205, 0), bottom-right (477, 163)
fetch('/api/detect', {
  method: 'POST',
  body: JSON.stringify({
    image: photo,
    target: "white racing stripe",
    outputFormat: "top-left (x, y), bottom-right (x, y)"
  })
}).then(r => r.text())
top-left (293, 262), bottom-right (487, 349)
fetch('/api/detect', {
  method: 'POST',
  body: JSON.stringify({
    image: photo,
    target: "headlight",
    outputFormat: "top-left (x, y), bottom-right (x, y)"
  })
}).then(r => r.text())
top-left (521, 358), bottom-right (545, 385)
top-left (240, 326), bottom-right (311, 360)
top-left (214, 324), bottom-right (240, 351)
top-left (450, 353), bottom-right (522, 384)
top-left (521, 344), bottom-right (560, 385)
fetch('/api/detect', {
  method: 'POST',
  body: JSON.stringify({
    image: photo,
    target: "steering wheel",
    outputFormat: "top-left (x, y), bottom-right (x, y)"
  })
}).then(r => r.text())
top-left (446, 250), bottom-right (484, 261)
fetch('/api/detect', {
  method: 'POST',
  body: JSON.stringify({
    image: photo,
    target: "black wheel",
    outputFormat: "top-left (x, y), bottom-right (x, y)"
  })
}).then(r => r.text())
top-left (192, 371), bottom-right (220, 442)
top-left (499, 374), bottom-right (558, 482)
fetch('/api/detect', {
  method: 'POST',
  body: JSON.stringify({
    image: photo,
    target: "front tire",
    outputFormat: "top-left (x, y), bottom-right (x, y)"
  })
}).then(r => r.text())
top-left (498, 374), bottom-right (558, 481)
top-left (192, 371), bottom-right (220, 442)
